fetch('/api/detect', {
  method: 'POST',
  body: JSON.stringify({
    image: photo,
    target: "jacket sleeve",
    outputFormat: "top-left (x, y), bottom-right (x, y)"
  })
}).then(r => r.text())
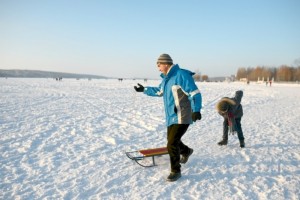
top-left (144, 83), bottom-right (163, 97)
top-left (179, 71), bottom-right (202, 112)
top-left (231, 90), bottom-right (243, 117)
top-left (192, 93), bottom-right (202, 112)
top-left (234, 90), bottom-right (243, 105)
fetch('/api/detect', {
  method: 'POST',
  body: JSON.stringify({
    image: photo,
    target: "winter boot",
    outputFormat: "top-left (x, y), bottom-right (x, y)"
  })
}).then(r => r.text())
top-left (166, 172), bottom-right (181, 182)
top-left (217, 140), bottom-right (228, 146)
top-left (240, 140), bottom-right (245, 148)
top-left (180, 148), bottom-right (193, 164)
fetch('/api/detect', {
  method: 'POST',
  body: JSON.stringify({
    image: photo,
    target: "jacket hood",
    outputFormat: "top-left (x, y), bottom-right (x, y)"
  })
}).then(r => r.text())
top-left (216, 97), bottom-right (236, 112)
top-left (160, 64), bottom-right (194, 78)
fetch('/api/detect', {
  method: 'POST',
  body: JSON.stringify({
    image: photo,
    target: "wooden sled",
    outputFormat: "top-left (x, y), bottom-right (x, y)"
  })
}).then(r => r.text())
top-left (126, 147), bottom-right (169, 167)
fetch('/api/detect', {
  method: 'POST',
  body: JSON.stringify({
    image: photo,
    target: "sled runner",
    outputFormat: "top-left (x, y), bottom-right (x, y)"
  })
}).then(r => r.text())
top-left (125, 147), bottom-right (168, 167)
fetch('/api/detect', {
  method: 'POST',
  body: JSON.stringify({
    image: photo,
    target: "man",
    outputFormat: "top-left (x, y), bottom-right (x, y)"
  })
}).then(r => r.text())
top-left (134, 54), bottom-right (202, 182)
top-left (216, 90), bottom-right (245, 148)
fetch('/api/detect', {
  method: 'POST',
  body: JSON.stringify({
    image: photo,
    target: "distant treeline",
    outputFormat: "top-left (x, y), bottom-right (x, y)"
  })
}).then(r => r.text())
top-left (236, 65), bottom-right (300, 82)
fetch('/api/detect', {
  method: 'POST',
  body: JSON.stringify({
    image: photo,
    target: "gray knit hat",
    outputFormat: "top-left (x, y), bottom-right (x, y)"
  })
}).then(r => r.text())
top-left (157, 54), bottom-right (173, 64)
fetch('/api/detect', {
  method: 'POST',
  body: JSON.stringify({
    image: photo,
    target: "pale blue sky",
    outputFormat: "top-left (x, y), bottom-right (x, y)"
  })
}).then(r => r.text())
top-left (1, 0), bottom-right (299, 79)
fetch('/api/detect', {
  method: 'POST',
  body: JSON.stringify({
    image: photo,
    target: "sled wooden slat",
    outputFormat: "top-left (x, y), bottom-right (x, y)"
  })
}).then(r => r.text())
top-left (125, 147), bottom-right (169, 167)
top-left (139, 147), bottom-right (168, 157)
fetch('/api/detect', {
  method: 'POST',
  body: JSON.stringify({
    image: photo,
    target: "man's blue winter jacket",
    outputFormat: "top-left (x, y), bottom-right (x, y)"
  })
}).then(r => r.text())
top-left (144, 64), bottom-right (202, 127)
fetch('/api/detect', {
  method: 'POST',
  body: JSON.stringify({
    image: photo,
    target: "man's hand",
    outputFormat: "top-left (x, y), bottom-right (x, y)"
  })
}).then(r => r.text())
top-left (134, 83), bottom-right (144, 92)
top-left (192, 112), bottom-right (202, 122)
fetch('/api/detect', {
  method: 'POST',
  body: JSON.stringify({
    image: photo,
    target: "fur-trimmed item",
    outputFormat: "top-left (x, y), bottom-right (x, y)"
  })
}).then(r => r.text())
top-left (216, 98), bottom-right (236, 113)
top-left (216, 98), bottom-right (237, 133)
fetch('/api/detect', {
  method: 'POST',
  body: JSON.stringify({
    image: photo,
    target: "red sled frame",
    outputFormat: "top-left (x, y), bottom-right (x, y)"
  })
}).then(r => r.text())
top-left (125, 147), bottom-right (169, 167)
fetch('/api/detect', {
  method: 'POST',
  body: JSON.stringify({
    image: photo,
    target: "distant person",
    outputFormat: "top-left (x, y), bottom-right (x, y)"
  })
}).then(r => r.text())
top-left (269, 80), bottom-right (272, 86)
top-left (216, 90), bottom-right (245, 148)
top-left (134, 54), bottom-right (202, 182)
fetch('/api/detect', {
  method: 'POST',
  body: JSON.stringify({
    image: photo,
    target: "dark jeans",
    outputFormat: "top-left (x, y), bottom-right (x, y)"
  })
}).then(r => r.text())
top-left (167, 124), bottom-right (190, 173)
top-left (223, 117), bottom-right (244, 141)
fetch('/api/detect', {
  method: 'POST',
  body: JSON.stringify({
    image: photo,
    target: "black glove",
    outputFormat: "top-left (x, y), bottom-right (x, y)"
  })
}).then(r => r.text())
top-left (134, 83), bottom-right (144, 92)
top-left (192, 112), bottom-right (202, 122)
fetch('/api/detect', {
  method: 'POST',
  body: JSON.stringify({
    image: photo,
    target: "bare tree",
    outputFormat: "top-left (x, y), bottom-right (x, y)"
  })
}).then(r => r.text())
top-left (276, 65), bottom-right (293, 81)
top-left (202, 75), bottom-right (209, 82)
top-left (236, 65), bottom-right (299, 82)
top-left (193, 70), bottom-right (201, 82)
top-left (236, 67), bottom-right (247, 80)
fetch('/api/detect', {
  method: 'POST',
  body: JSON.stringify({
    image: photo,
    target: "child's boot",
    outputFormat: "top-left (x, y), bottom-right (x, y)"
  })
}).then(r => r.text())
top-left (240, 140), bottom-right (245, 148)
top-left (217, 139), bottom-right (228, 146)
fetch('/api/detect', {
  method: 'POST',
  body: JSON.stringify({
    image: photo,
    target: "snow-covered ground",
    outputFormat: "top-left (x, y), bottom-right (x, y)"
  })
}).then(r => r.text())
top-left (1, 78), bottom-right (299, 200)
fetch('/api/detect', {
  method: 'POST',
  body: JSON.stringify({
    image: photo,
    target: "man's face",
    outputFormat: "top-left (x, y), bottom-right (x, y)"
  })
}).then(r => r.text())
top-left (157, 62), bottom-right (170, 75)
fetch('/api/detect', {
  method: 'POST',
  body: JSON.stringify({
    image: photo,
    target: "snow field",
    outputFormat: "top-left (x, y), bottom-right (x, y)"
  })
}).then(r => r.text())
top-left (0, 78), bottom-right (299, 200)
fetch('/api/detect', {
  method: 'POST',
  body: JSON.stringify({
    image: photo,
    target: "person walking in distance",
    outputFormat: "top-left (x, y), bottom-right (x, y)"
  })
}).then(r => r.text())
top-left (134, 54), bottom-right (202, 182)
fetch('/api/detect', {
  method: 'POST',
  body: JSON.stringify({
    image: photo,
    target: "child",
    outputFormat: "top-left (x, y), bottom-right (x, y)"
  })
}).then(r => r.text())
top-left (216, 90), bottom-right (245, 148)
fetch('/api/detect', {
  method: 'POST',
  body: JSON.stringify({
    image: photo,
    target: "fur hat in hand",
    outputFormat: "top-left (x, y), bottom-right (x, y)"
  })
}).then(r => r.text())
top-left (216, 98), bottom-right (236, 113)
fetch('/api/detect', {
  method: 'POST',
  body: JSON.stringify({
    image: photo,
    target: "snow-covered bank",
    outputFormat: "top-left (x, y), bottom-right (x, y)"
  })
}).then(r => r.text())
top-left (1, 78), bottom-right (299, 199)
